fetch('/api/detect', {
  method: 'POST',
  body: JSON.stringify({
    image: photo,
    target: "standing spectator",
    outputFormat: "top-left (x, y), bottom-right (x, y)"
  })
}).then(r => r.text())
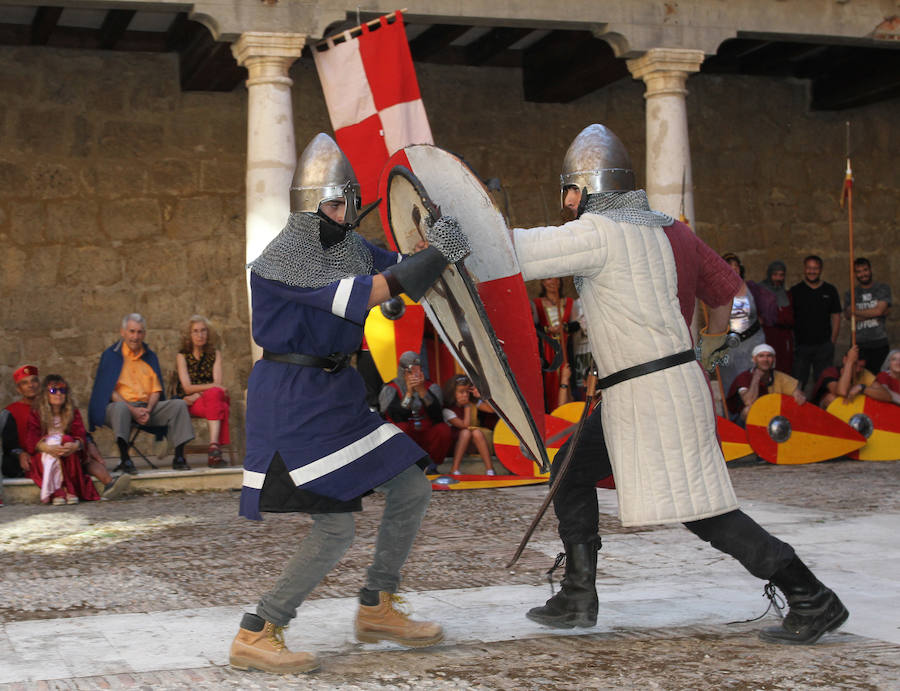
top-left (758, 260), bottom-right (795, 374)
top-left (380, 351), bottom-right (452, 473)
top-left (25, 374), bottom-right (100, 505)
top-left (532, 278), bottom-right (580, 411)
top-left (88, 313), bottom-right (194, 473)
top-left (175, 315), bottom-right (231, 467)
top-left (718, 253), bottom-right (768, 396)
top-left (789, 255), bottom-right (842, 392)
top-left (844, 257), bottom-right (891, 373)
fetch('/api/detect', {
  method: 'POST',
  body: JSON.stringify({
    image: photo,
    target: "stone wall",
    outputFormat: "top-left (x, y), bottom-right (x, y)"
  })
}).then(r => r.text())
top-left (0, 46), bottom-right (250, 453)
top-left (1, 46), bottom-right (898, 452)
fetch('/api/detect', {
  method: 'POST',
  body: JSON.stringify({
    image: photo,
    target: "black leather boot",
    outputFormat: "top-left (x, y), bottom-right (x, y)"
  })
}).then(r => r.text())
top-left (758, 556), bottom-right (849, 645)
top-left (526, 539), bottom-right (600, 628)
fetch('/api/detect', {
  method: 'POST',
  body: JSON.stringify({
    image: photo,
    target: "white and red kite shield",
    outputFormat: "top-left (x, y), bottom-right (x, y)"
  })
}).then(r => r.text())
top-left (313, 11), bottom-right (432, 203)
top-left (378, 145), bottom-right (548, 472)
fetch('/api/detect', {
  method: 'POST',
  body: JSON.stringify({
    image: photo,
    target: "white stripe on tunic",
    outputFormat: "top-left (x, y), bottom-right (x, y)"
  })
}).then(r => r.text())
top-left (242, 469), bottom-right (266, 489)
top-left (332, 277), bottom-right (354, 318)
top-left (289, 423), bottom-right (403, 487)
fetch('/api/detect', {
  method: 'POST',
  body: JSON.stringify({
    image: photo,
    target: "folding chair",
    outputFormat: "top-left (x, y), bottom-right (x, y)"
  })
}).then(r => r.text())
top-left (127, 424), bottom-right (167, 470)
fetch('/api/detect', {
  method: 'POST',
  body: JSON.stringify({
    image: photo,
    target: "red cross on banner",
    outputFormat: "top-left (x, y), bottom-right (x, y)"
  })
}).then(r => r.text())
top-left (313, 11), bottom-right (433, 204)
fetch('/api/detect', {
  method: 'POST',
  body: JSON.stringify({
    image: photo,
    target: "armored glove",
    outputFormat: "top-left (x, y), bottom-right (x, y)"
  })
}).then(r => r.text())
top-left (381, 216), bottom-right (471, 301)
top-left (698, 328), bottom-right (729, 373)
top-left (425, 216), bottom-right (470, 263)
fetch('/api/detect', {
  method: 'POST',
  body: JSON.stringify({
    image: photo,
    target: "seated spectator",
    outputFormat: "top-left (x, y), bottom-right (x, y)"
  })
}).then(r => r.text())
top-left (88, 313), bottom-right (194, 473)
top-left (5, 365), bottom-right (41, 464)
top-left (175, 315), bottom-right (230, 467)
top-left (727, 344), bottom-right (805, 424)
top-left (812, 345), bottom-right (892, 409)
top-left (1, 409), bottom-right (29, 480)
top-left (25, 375), bottom-right (99, 505)
top-left (379, 351), bottom-right (451, 473)
top-left (875, 350), bottom-right (900, 405)
top-left (442, 375), bottom-right (496, 476)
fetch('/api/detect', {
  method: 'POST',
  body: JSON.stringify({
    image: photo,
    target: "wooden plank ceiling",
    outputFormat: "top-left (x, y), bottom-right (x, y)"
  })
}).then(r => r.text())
top-left (0, 5), bottom-right (896, 110)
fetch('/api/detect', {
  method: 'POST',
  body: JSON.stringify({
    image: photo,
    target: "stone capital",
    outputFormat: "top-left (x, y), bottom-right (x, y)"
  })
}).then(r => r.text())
top-left (626, 48), bottom-right (706, 98)
top-left (231, 32), bottom-right (307, 88)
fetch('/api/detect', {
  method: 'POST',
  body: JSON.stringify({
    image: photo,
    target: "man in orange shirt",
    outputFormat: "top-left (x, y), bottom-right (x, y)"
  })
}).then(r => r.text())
top-left (88, 314), bottom-right (194, 473)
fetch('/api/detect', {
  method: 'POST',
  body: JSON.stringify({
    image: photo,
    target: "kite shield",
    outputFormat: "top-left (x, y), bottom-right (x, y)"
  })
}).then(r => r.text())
top-left (379, 147), bottom-right (548, 472)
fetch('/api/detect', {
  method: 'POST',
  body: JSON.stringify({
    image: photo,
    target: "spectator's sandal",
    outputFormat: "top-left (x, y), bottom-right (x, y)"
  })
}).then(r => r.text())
top-left (208, 443), bottom-right (224, 467)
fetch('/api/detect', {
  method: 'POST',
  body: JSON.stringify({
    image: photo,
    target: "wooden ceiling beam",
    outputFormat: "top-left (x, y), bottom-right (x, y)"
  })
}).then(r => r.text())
top-left (523, 30), bottom-right (628, 103)
top-left (465, 27), bottom-right (531, 66)
top-left (31, 5), bottom-right (62, 45)
top-left (98, 9), bottom-right (136, 50)
top-left (408, 24), bottom-right (469, 61)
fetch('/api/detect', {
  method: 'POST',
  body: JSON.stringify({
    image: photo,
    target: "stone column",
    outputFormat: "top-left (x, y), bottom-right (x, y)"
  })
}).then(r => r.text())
top-left (231, 32), bottom-right (306, 357)
top-left (626, 48), bottom-right (705, 226)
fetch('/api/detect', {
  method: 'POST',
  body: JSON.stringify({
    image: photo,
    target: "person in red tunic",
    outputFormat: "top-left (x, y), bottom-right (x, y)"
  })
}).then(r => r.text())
top-left (875, 349), bottom-right (900, 404)
top-left (2, 364), bottom-right (39, 479)
top-left (532, 278), bottom-right (579, 412)
top-left (25, 375), bottom-right (99, 505)
top-left (379, 351), bottom-right (452, 471)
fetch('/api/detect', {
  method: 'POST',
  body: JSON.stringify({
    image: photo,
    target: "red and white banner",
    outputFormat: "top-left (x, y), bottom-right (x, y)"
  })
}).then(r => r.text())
top-left (313, 11), bottom-right (432, 203)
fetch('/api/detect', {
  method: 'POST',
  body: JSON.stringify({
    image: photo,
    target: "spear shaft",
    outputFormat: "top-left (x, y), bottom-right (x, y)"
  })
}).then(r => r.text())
top-left (841, 122), bottom-right (856, 347)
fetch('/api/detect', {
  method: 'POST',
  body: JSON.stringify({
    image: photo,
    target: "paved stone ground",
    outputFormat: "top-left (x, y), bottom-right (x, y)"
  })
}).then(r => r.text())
top-left (1, 459), bottom-right (899, 689)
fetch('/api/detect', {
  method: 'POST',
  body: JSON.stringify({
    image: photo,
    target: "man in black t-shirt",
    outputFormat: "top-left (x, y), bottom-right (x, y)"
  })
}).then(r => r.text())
top-left (788, 255), bottom-right (842, 391)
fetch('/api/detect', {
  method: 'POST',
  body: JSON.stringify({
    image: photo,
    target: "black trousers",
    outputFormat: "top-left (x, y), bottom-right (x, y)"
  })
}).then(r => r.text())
top-left (858, 341), bottom-right (890, 374)
top-left (552, 405), bottom-right (794, 580)
top-left (792, 341), bottom-right (835, 392)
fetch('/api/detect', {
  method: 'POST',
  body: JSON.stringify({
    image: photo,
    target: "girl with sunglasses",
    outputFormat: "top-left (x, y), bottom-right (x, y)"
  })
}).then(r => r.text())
top-left (25, 375), bottom-right (100, 505)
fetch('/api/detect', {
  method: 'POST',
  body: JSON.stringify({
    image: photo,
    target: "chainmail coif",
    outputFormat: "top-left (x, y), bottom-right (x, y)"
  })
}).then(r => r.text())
top-left (248, 212), bottom-right (373, 289)
top-left (583, 190), bottom-right (674, 227)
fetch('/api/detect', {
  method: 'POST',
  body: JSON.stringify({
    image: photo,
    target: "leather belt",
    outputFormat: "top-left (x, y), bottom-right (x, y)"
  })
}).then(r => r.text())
top-left (262, 350), bottom-right (351, 373)
top-left (731, 320), bottom-right (761, 343)
top-left (597, 349), bottom-right (697, 390)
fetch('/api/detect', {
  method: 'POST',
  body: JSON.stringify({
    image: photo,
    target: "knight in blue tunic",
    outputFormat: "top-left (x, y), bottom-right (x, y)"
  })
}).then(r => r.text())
top-left (229, 134), bottom-right (469, 674)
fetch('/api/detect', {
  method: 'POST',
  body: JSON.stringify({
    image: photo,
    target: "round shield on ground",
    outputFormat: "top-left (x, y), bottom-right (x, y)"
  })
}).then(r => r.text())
top-left (493, 414), bottom-right (573, 477)
top-left (364, 295), bottom-right (425, 382)
top-left (548, 401), bottom-right (615, 489)
top-left (716, 416), bottom-right (754, 462)
top-left (427, 474), bottom-right (548, 491)
top-left (827, 396), bottom-right (900, 462)
top-left (746, 393), bottom-right (865, 464)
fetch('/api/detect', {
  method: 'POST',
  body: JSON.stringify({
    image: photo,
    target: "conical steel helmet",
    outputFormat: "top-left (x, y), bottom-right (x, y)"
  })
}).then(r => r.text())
top-left (290, 133), bottom-right (362, 222)
top-left (559, 124), bottom-right (634, 208)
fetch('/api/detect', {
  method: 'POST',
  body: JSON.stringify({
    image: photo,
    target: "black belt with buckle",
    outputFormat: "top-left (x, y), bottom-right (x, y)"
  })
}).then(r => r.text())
top-left (731, 319), bottom-right (761, 343)
top-left (597, 349), bottom-right (697, 390)
top-left (262, 350), bottom-right (352, 373)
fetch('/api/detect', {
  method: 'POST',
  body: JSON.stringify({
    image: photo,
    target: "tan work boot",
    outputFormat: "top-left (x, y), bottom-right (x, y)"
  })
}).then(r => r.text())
top-left (229, 614), bottom-right (319, 674)
top-left (355, 592), bottom-right (444, 647)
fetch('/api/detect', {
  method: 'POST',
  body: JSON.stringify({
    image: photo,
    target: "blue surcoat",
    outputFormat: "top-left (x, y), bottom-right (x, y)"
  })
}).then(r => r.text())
top-left (240, 242), bottom-right (426, 520)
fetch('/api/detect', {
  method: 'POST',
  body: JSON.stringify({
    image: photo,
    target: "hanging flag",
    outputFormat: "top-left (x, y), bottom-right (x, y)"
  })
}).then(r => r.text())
top-left (313, 10), bottom-right (433, 203)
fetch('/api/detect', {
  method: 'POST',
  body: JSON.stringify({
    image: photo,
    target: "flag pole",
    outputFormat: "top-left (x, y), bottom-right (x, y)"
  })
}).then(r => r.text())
top-left (315, 8), bottom-right (408, 50)
top-left (839, 122), bottom-right (856, 348)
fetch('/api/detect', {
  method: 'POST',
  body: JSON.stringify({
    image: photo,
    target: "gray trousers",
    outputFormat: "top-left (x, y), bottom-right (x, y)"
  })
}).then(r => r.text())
top-left (104, 400), bottom-right (194, 448)
top-left (256, 464), bottom-right (431, 627)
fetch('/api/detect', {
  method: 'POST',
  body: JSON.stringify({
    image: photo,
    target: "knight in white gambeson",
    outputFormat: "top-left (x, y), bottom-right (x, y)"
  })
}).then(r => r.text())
top-left (512, 124), bottom-right (847, 646)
